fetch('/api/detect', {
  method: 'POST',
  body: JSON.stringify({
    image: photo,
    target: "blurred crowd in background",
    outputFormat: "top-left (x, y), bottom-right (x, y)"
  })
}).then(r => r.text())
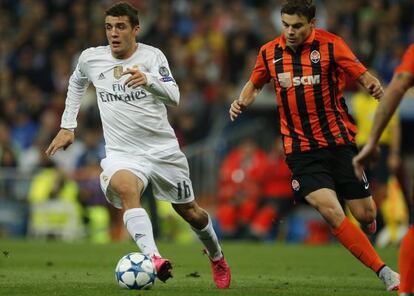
top-left (0, 0), bottom-right (413, 245)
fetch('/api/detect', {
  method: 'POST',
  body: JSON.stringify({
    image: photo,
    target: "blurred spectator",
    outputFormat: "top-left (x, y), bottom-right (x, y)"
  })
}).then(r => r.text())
top-left (0, 121), bottom-right (19, 200)
top-left (72, 127), bottom-right (111, 242)
top-left (27, 154), bottom-right (82, 240)
top-left (18, 110), bottom-right (59, 173)
top-left (249, 137), bottom-right (294, 240)
top-left (215, 137), bottom-right (267, 238)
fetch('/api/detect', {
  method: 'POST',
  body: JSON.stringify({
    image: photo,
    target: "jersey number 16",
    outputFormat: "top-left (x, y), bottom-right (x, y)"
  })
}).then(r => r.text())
top-left (177, 181), bottom-right (191, 200)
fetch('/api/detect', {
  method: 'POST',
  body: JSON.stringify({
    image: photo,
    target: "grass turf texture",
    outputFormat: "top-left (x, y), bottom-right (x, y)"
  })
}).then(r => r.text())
top-left (0, 240), bottom-right (399, 296)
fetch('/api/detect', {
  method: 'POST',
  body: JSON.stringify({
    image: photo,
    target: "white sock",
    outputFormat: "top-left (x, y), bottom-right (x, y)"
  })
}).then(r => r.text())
top-left (123, 208), bottom-right (160, 257)
top-left (192, 214), bottom-right (222, 261)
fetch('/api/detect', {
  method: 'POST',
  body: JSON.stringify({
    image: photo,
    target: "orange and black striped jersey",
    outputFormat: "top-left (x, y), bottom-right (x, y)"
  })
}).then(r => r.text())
top-left (250, 29), bottom-right (367, 155)
top-left (395, 43), bottom-right (414, 76)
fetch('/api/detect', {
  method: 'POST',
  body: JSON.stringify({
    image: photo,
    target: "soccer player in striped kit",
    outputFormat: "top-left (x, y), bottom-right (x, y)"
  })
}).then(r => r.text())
top-left (354, 43), bottom-right (414, 296)
top-left (230, 0), bottom-right (399, 291)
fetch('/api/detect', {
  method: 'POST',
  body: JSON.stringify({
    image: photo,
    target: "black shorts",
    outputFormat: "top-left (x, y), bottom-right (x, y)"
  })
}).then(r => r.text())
top-left (286, 145), bottom-right (371, 201)
top-left (363, 144), bottom-right (390, 184)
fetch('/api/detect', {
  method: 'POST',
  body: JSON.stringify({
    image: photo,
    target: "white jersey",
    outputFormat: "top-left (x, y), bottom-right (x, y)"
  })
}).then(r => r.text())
top-left (61, 43), bottom-right (180, 156)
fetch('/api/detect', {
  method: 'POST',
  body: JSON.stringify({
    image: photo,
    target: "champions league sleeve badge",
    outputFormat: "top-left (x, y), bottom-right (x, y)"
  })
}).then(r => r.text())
top-left (113, 65), bottom-right (123, 79)
top-left (158, 66), bottom-right (170, 77)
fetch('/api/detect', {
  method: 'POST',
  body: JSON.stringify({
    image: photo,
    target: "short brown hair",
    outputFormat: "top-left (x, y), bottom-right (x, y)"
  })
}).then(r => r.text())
top-left (105, 2), bottom-right (139, 27)
top-left (281, 0), bottom-right (316, 22)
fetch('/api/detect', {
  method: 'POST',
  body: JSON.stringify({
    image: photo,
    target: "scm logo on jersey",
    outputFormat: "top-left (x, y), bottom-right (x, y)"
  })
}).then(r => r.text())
top-left (292, 74), bottom-right (320, 86)
top-left (277, 72), bottom-right (320, 88)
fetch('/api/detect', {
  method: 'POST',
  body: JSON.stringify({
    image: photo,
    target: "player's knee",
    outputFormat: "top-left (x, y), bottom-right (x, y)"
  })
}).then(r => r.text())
top-left (319, 206), bottom-right (344, 228)
top-left (352, 204), bottom-right (376, 223)
top-left (112, 182), bottom-right (139, 200)
top-left (361, 207), bottom-right (376, 223)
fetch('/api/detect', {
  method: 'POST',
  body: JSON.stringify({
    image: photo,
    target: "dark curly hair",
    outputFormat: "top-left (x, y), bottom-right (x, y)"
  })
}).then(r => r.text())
top-left (281, 0), bottom-right (316, 21)
top-left (105, 2), bottom-right (139, 27)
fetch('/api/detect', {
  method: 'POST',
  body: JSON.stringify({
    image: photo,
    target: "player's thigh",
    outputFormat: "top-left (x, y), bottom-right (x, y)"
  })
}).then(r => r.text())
top-left (110, 169), bottom-right (145, 197)
top-left (150, 150), bottom-right (195, 204)
top-left (100, 154), bottom-right (150, 209)
top-left (332, 145), bottom-right (372, 199)
top-left (305, 188), bottom-right (345, 221)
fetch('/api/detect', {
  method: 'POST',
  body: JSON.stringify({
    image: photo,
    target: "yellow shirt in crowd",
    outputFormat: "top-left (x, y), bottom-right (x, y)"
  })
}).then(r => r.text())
top-left (352, 92), bottom-right (399, 146)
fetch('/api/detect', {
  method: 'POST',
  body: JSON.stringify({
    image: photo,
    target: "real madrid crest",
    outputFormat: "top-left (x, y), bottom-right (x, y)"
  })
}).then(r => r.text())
top-left (310, 50), bottom-right (320, 64)
top-left (113, 65), bottom-right (123, 79)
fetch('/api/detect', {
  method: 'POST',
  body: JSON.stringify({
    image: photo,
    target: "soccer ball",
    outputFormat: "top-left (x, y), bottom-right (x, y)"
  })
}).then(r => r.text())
top-left (115, 252), bottom-right (156, 289)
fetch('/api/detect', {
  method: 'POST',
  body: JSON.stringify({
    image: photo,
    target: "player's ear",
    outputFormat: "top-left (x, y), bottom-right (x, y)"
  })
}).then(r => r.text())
top-left (310, 18), bottom-right (316, 29)
top-left (133, 25), bottom-right (140, 35)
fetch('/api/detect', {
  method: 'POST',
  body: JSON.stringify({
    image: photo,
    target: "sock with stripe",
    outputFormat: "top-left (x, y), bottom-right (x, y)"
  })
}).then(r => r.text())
top-left (123, 208), bottom-right (160, 257)
top-left (332, 217), bottom-right (385, 273)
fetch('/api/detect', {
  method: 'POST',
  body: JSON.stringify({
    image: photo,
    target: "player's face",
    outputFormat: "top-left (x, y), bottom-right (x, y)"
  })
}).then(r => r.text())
top-left (105, 15), bottom-right (140, 59)
top-left (281, 14), bottom-right (315, 50)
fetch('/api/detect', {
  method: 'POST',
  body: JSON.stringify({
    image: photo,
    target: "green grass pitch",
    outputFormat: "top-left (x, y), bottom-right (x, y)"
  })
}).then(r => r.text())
top-left (0, 240), bottom-right (399, 296)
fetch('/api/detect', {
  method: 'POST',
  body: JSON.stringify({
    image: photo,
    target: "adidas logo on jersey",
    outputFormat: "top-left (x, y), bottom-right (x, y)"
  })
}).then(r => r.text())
top-left (98, 73), bottom-right (105, 80)
top-left (134, 233), bottom-right (145, 241)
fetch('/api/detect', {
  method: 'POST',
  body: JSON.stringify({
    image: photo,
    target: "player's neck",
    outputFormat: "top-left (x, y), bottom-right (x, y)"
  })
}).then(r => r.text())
top-left (287, 45), bottom-right (298, 52)
top-left (112, 42), bottom-right (138, 60)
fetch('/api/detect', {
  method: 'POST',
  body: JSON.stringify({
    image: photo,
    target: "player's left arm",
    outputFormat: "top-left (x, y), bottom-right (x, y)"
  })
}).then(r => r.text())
top-left (230, 45), bottom-right (270, 121)
top-left (357, 71), bottom-right (384, 100)
top-left (122, 49), bottom-right (179, 106)
top-left (353, 71), bottom-right (413, 178)
top-left (334, 37), bottom-right (383, 99)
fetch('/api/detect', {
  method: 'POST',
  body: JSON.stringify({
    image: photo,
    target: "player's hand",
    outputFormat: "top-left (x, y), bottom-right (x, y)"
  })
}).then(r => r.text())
top-left (122, 67), bottom-right (147, 88)
top-left (229, 99), bottom-right (247, 121)
top-left (352, 143), bottom-right (380, 180)
top-left (367, 78), bottom-right (384, 100)
top-left (45, 128), bottom-right (75, 157)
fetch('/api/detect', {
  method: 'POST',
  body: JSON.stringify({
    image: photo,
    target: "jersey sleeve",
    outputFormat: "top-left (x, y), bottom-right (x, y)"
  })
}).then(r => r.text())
top-left (141, 48), bottom-right (180, 106)
top-left (334, 37), bottom-right (367, 80)
top-left (394, 44), bottom-right (414, 75)
top-left (249, 46), bottom-right (271, 88)
top-left (61, 50), bottom-right (91, 130)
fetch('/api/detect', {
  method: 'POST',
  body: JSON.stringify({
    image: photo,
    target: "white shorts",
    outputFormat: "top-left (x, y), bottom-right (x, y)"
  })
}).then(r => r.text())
top-left (99, 150), bottom-right (195, 209)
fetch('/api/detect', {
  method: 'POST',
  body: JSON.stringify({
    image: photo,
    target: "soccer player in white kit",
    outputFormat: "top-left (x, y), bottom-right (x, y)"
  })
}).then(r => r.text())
top-left (46, 2), bottom-right (231, 288)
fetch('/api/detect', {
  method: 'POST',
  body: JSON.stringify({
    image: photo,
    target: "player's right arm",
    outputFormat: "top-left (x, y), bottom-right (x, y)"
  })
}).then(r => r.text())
top-left (46, 50), bottom-right (91, 156)
top-left (45, 128), bottom-right (75, 156)
top-left (229, 81), bottom-right (262, 121)
top-left (230, 45), bottom-right (270, 121)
